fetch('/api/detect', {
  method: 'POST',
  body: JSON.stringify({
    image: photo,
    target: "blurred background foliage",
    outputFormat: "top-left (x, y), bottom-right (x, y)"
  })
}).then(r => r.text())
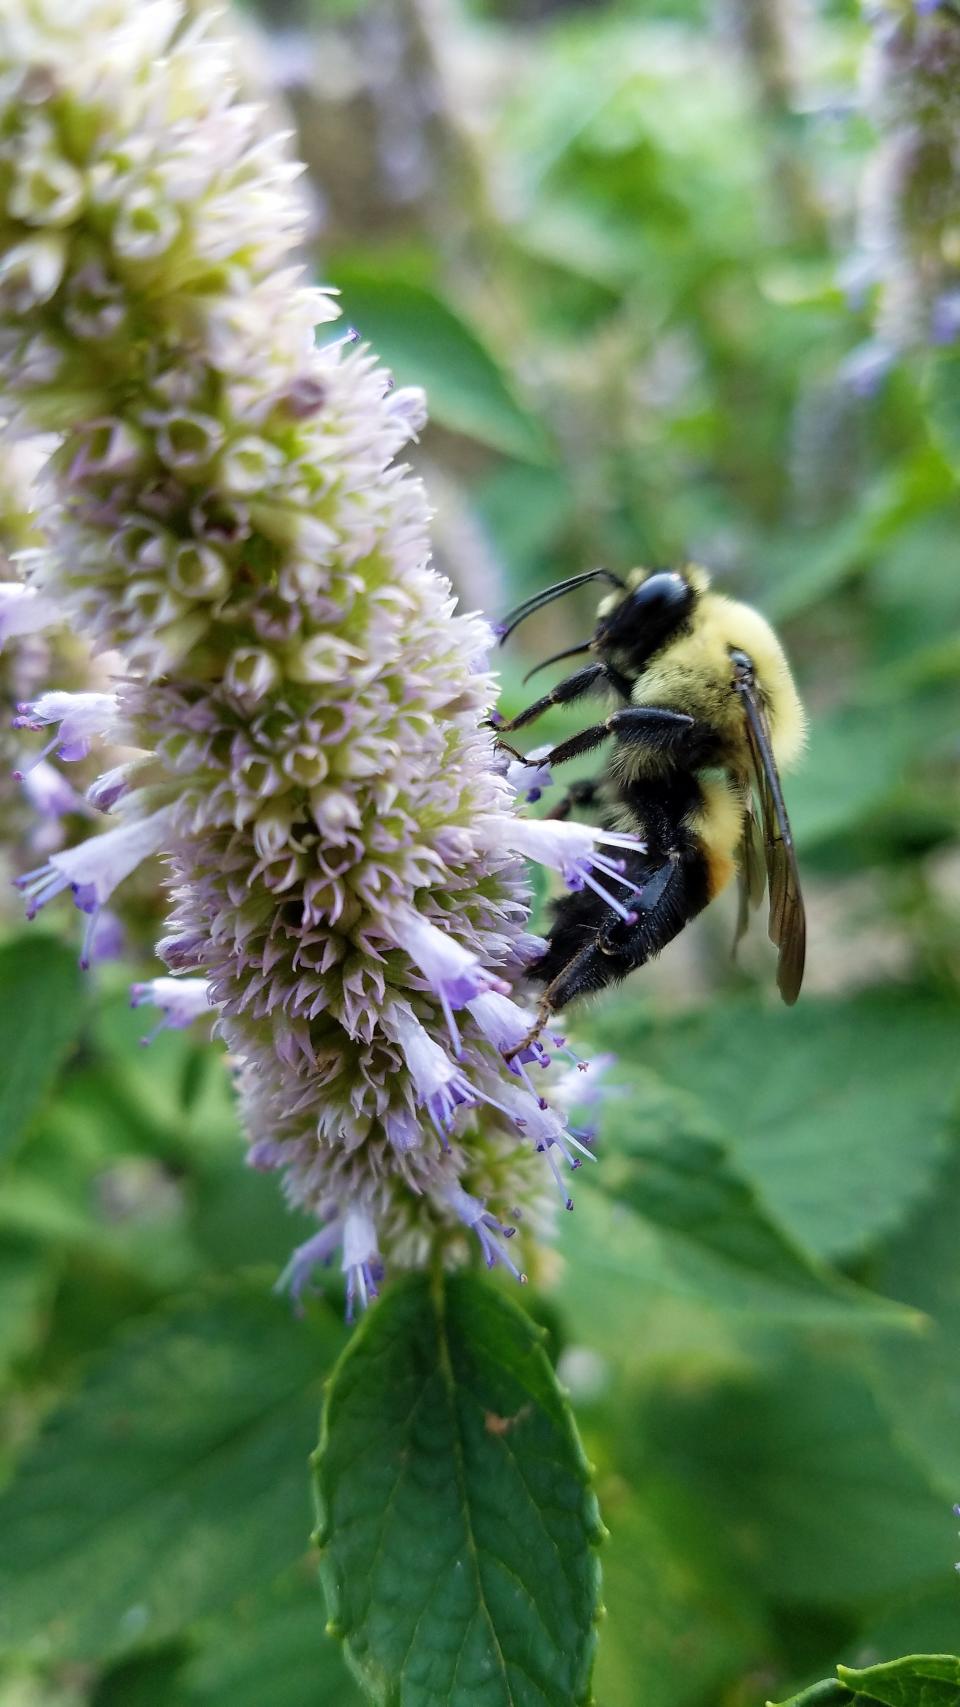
top-left (1, 0), bottom-right (959, 1704)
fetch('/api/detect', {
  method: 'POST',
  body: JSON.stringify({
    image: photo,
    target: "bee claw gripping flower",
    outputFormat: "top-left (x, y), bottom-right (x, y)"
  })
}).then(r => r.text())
top-left (0, 0), bottom-right (623, 1302)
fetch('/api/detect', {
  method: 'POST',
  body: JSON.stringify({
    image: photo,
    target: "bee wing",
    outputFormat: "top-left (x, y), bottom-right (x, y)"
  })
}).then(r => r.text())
top-left (734, 669), bottom-right (806, 1005)
top-left (733, 801), bottom-right (766, 953)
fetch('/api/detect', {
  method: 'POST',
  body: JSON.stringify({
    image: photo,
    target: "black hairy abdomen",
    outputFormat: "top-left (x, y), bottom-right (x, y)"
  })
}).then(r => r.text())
top-left (527, 773), bottom-right (712, 1000)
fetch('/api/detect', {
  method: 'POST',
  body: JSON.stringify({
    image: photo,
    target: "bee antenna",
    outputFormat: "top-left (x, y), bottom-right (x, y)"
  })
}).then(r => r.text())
top-left (495, 569), bottom-right (625, 646)
top-left (522, 642), bottom-right (593, 685)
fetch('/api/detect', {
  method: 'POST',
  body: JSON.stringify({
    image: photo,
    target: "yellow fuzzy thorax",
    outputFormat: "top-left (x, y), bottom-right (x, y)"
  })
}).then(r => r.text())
top-left (607, 564), bottom-right (806, 770)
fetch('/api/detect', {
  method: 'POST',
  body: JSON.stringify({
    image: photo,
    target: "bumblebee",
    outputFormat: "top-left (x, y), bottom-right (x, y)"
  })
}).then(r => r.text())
top-left (494, 563), bottom-right (807, 1023)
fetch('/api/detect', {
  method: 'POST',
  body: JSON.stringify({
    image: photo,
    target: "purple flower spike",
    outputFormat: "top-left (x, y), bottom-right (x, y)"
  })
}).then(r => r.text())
top-left (247, 1137), bottom-right (289, 1173)
top-left (501, 816), bottom-right (647, 922)
top-left (391, 908), bottom-right (508, 1054)
top-left (342, 1208), bottom-right (383, 1321)
top-left (12, 690), bottom-right (119, 776)
top-left (443, 1182), bottom-right (526, 1282)
top-left (385, 1108), bottom-right (422, 1153)
top-left (0, 584), bottom-right (59, 647)
top-left (16, 806), bottom-right (174, 964)
top-left (276, 1219), bottom-right (343, 1312)
top-left (467, 991), bottom-right (549, 1065)
top-left (21, 759), bottom-right (94, 821)
top-left (0, 0), bottom-right (610, 1311)
top-left (130, 976), bottom-right (213, 1043)
top-left (466, 989), bottom-right (555, 1103)
top-left (86, 909), bottom-right (126, 966)
top-left (390, 1008), bottom-right (477, 1141)
top-left (86, 763), bottom-right (135, 813)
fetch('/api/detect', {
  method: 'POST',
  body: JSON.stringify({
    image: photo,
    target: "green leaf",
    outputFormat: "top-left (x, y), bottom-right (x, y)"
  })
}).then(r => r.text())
top-left (89, 1646), bottom-right (190, 1707)
top-left (593, 1475), bottom-right (767, 1707)
top-left (0, 934), bottom-right (86, 1159)
top-left (550, 1216), bottom-right (757, 1394)
top-left (180, 1574), bottom-right (362, 1707)
top-left (642, 1342), bottom-right (958, 1608)
top-left (839, 1655), bottom-right (960, 1706)
top-left (926, 349), bottom-right (960, 470)
top-left (869, 1148), bottom-right (960, 1499)
top-left (0, 1098), bottom-right (203, 1296)
top-left (331, 266), bottom-right (550, 462)
top-left (767, 1684), bottom-right (856, 1706)
top-left (314, 1270), bottom-right (602, 1707)
top-left (88, 1578), bottom-right (362, 1707)
top-left (0, 1237), bottom-right (56, 1381)
top-left (582, 992), bottom-right (960, 1262)
top-left (787, 699), bottom-right (949, 851)
top-left (769, 1655), bottom-right (960, 1707)
top-left (580, 1067), bottom-right (913, 1326)
top-left (855, 1584), bottom-right (960, 1664)
top-left (0, 1285), bottom-right (346, 1661)
top-left (555, 1191), bottom-right (917, 1381)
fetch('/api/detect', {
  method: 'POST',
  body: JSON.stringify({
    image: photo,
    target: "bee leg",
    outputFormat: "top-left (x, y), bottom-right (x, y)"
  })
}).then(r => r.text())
top-left (524, 866), bottom-right (690, 1028)
top-left (545, 778), bottom-right (602, 821)
top-left (512, 705), bottom-right (712, 772)
top-left (490, 735), bottom-right (527, 763)
top-left (525, 835), bottom-right (713, 1017)
top-left (503, 938), bottom-right (610, 1060)
top-left (492, 662), bottom-right (609, 734)
top-left (532, 938), bottom-right (620, 1020)
top-left (599, 846), bottom-right (710, 965)
top-left (607, 707), bottom-right (715, 764)
top-left (502, 992), bottom-right (557, 1062)
top-left (529, 719), bottom-right (615, 767)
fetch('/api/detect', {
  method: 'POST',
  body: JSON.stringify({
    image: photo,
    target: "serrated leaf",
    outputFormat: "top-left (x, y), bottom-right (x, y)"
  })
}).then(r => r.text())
top-left (554, 1179), bottom-right (911, 1354)
top-left (582, 1068), bottom-right (913, 1326)
top-left (0, 934), bottom-right (86, 1159)
top-left (769, 1655), bottom-right (960, 1707)
top-left (0, 1286), bottom-right (346, 1661)
top-left (331, 266), bottom-right (550, 462)
top-left (839, 1655), bottom-right (960, 1706)
top-left (314, 1270), bottom-right (601, 1707)
top-left (582, 992), bottom-right (960, 1262)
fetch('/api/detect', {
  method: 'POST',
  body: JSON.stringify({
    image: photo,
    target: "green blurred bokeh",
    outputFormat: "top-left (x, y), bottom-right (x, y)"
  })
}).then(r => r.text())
top-left (1, 2), bottom-right (959, 1704)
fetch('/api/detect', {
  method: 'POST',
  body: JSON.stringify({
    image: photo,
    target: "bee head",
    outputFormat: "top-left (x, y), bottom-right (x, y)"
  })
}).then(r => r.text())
top-left (594, 565), bottom-right (701, 669)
